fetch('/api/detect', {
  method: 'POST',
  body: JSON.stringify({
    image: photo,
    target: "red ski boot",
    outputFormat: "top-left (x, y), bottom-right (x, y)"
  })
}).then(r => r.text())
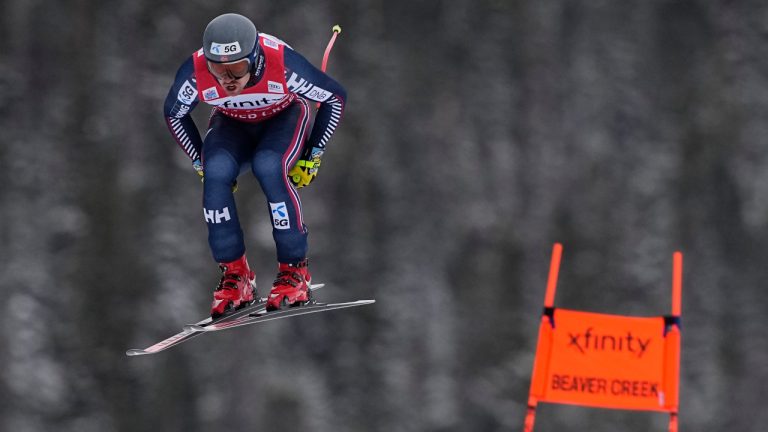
top-left (211, 254), bottom-right (257, 319)
top-left (266, 260), bottom-right (311, 311)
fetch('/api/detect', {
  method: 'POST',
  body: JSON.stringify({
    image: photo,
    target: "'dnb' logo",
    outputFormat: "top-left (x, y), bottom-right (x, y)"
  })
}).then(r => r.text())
top-left (270, 202), bottom-right (290, 230)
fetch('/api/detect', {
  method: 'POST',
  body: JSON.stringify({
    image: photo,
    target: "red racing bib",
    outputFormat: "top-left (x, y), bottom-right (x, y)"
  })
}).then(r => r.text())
top-left (193, 34), bottom-right (296, 122)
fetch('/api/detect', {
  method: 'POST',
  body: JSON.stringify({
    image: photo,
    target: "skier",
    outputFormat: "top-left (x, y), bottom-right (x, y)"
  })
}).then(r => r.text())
top-left (163, 13), bottom-right (346, 317)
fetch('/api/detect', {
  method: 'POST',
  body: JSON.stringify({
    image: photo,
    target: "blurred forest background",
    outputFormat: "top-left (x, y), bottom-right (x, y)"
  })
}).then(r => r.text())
top-left (2, 0), bottom-right (768, 431)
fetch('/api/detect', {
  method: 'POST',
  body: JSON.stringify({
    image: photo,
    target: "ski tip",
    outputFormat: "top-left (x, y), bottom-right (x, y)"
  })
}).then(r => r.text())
top-left (354, 299), bottom-right (376, 306)
top-left (310, 283), bottom-right (325, 290)
top-left (126, 349), bottom-right (147, 357)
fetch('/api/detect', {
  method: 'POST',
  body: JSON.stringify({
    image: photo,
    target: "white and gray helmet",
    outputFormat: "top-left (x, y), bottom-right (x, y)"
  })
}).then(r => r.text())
top-left (202, 13), bottom-right (259, 64)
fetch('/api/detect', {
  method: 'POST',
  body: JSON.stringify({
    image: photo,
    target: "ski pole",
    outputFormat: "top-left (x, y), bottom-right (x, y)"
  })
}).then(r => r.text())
top-left (317, 24), bottom-right (342, 108)
top-left (322, 24), bottom-right (342, 71)
top-left (291, 25), bottom-right (342, 186)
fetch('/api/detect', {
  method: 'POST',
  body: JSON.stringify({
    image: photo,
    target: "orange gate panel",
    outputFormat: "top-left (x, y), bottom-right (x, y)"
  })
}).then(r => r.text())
top-left (524, 244), bottom-right (681, 431)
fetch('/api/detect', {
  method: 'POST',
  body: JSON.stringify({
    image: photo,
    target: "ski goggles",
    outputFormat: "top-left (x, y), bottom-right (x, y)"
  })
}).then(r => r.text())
top-left (207, 58), bottom-right (251, 80)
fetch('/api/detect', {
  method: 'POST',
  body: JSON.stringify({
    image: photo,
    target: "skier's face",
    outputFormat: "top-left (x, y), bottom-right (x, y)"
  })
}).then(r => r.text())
top-left (208, 58), bottom-right (251, 96)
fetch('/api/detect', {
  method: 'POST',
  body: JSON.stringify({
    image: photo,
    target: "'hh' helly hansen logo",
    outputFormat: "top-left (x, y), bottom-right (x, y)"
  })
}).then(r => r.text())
top-left (568, 328), bottom-right (651, 358)
top-left (286, 72), bottom-right (331, 102)
top-left (270, 202), bottom-right (290, 230)
top-left (204, 207), bottom-right (231, 224)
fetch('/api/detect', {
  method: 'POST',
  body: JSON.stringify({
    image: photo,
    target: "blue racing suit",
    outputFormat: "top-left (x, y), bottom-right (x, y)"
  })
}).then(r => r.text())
top-left (163, 33), bottom-right (346, 264)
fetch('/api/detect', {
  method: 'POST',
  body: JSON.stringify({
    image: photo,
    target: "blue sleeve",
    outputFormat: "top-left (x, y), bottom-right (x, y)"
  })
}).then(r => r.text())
top-left (163, 57), bottom-right (203, 161)
top-left (283, 47), bottom-right (346, 152)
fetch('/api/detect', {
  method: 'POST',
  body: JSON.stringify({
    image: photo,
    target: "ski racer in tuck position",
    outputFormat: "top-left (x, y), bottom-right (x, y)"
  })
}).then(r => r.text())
top-left (163, 13), bottom-right (346, 317)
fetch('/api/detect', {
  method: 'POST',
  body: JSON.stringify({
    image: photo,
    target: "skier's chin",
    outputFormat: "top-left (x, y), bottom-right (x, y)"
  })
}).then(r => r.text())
top-left (223, 85), bottom-right (242, 96)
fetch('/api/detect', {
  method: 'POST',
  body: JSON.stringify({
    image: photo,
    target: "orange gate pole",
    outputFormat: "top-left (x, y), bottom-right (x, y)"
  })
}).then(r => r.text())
top-left (668, 251), bottom-right (683, 432)
top-left (524, 243), bottom-right (563, 432)
top-left (544, 243), bottom-right (563, 308)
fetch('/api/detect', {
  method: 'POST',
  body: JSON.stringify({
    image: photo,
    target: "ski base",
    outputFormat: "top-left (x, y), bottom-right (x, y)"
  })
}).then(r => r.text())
top-left (126, 300), bottom-right (264, 356)
top-left (188, 299), bottom-right (376, 332)
top-left (126, 284), bottom-right (326, 356)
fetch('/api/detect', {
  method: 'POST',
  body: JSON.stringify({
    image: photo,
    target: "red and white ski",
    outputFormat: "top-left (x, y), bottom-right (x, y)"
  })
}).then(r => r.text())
top-left (184, 299), bottom-right (375, 333)
top-left (126, 284), bottom-right (330, 356)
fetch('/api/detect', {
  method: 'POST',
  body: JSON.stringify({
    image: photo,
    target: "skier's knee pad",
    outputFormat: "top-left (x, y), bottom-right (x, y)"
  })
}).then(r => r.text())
top-left (251, 150), bottom-right (284, 186)
top-left (204, 150), bottom-right (239, 184)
